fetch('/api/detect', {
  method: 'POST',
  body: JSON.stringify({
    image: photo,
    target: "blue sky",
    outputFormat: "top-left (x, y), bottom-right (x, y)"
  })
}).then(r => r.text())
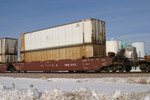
top-left (0, 0), bottom-right (150, 54)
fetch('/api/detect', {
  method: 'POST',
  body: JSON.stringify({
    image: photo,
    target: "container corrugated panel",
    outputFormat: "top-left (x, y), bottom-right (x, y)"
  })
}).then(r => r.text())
top-left (0, 38), bottom-right (18, 54)
top-left (0, 55), bottom-right (1, 62)
top-left (0, 40), bottom-right (1, 54)
top-left (21, 18), bottom-right (105, 52)
top-left (0, 39), bottom-right (5, 54)
top-left (92, 19), bottom-right (105, 44)
top-left (20, 44), bottom-right (105, 62)
top-left (20, 34), bottom-right (25, 52)
top-left (93, 45), bottom-right (106, 57)
top-left (0, 38), bottom-right (18, 63)
top-left (0, 54), bottom-right (17, 63)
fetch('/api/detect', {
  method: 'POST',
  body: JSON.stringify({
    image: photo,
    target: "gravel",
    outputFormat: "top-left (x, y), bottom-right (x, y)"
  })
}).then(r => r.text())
top-left (0, 72), bottom-right (150, 78)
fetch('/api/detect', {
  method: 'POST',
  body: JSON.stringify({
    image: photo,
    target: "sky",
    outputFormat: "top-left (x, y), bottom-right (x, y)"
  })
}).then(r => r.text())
top-left (0, 0), bottom-right (150, 55)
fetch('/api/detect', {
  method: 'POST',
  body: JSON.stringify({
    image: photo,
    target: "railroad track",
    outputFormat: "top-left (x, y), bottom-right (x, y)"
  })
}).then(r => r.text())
top-left (0, 72), bottom-right (150, 78)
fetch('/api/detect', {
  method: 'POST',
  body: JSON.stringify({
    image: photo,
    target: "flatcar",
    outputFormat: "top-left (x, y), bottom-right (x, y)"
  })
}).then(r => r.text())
top-left (0, 18), bottom-right (149, 73)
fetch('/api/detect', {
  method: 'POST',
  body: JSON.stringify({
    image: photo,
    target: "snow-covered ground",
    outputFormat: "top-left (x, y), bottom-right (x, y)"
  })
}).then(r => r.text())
top-left (0, 77), bottom-right (150, 100)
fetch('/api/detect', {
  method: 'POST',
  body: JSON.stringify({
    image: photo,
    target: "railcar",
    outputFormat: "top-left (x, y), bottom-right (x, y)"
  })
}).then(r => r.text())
top-left (0, 18), bottom-right (149, 73)
top-left (0, 45), bottom-right (149, 73)
top-left (134, 55), bottom-right (150, 72)
top-left (0, 49), bottom-right (132, 73)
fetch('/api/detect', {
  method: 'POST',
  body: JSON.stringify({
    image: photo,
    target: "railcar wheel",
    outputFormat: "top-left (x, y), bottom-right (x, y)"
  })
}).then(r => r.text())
top-left (112, 65), bottom-right (117, 72)
top-left (10, 67), bottom-right (16, 73)
top-left (112, 70), bottom-right (117, 72)
top-left (76, 71), bottom-right (83, 73)
top-left (125, 65), bottom-right (131, 72)
top-left (104, 68), bottom-right (110, 72)
top-left (69, 71), bottom-right (74, 73)
top-left (44, 71), bottom-right (51, 73)
top-left (141, 69), bottom-right (147, 73)
top-left (117, 65), bottom-right (125, 72)
top-left (118, 69), bottom-right (124, 72)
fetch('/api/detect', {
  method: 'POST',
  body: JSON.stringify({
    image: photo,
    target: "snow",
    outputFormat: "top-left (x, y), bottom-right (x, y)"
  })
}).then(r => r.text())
top-left (0, 77), bottom-right (150, 100)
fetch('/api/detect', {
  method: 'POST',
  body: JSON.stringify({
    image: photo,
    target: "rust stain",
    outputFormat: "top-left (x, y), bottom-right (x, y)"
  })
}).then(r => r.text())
top-left (107, 58), bottom-right (112, 62)
top-left (15, 66), bottom-right (20, 70)
top-left (93, 66), bottom-right (98, 68)
top-left (102, 62), bottom-right (106, 66)
top-left (84, 66), bottom-right (88, 70)
top-left (20, 34), bottom-right (25, 52)
top-left (102, 59), bottom-right (106, 62)
top-left (85, 63), bottom-right (89, 65)
top-left (84, 18), bottom-right (93, 22)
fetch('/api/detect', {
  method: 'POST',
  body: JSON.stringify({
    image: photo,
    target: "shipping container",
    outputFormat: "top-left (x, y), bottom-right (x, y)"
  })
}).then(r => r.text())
top-left (21, 18), bottom-right (105, 52)
top-left (20, 18), bottom-right (106, 62)
top-left (20, 44), bottom-right (105, 62)
top-left (0, 54), bottom-right (18, 63)
top-left (0, 38), bottom-right (18, 63)
top-left (0, 38), bottom-right (18, 54)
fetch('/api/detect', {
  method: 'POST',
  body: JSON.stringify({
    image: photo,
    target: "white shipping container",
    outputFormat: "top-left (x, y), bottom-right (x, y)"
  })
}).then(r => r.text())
top-left (22, 18), bottom-right (105, 51)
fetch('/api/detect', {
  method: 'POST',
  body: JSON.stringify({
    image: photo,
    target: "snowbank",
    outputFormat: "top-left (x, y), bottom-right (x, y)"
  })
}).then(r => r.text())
top-left (0, 83), bottom-right (150, 100)
top-left (1, 77), bottom-right (150, 93)
top-left (1, 77), bottom-right (150, 100)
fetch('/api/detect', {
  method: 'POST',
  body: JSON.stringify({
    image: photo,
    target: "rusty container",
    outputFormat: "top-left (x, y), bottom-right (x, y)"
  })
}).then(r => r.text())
top-left (20, 44), bottom-right (105, 62)
top-left (0, 38), bottom-right (18, 63)
top-left (20, 18), bottom-right (106, 62)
